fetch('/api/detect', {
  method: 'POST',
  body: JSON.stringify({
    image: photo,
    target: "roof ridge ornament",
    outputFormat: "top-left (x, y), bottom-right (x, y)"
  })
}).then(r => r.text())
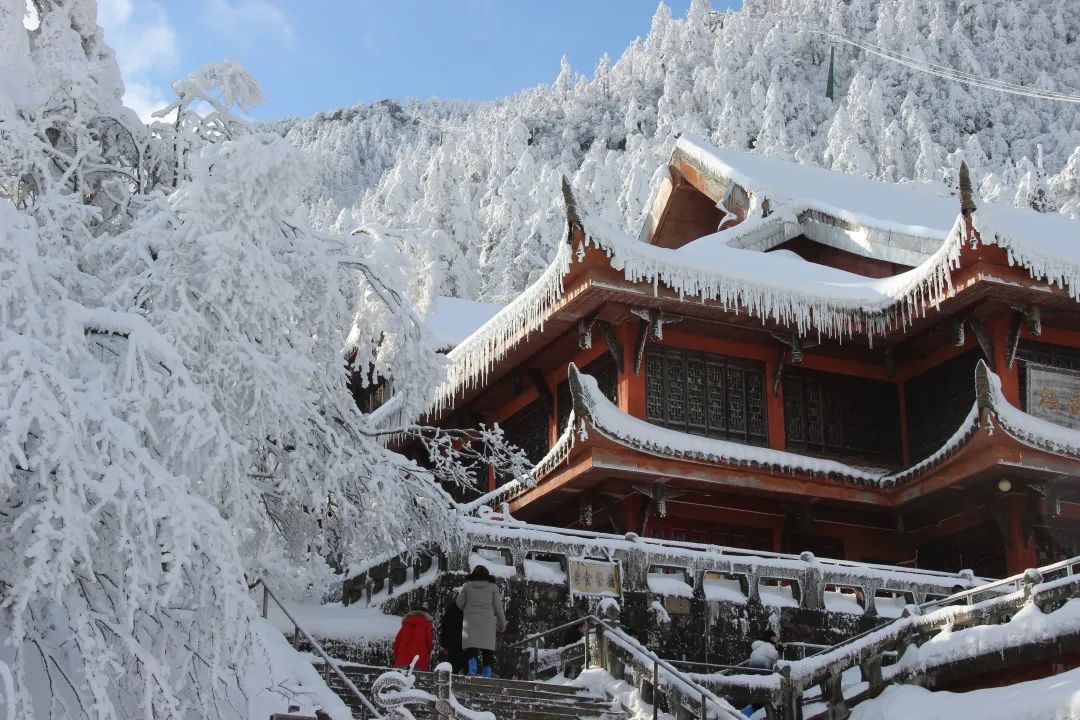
top-left (561, 175), bottom-right (582, 230)
top-left (959, 161), bottom-right (977, 216)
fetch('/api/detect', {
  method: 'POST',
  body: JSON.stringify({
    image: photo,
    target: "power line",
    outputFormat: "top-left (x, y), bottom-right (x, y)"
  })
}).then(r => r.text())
top-left (812, 31), bottom-right (1080, 104)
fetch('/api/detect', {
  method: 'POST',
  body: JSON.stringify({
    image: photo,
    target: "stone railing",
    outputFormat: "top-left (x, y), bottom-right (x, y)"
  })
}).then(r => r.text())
top-left (458, 517), bottom-right (982, 615)
top-left (352, 517), bottom-right (991, 671)
top-left (688, 556), bottom-right (1080, 718)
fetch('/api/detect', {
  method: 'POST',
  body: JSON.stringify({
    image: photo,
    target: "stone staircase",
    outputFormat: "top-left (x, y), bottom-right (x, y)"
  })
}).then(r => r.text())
top-left (314, 661), bottom-right (626, 719)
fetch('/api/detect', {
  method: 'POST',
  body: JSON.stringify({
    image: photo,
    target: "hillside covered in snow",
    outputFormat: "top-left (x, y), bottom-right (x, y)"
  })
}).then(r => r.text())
top-left (276, 0), bottom-right (1080, 303)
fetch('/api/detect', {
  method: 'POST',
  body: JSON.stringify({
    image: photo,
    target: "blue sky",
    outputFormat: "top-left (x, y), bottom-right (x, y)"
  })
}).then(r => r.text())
top-left (96, 0), bottom-right (743, 122)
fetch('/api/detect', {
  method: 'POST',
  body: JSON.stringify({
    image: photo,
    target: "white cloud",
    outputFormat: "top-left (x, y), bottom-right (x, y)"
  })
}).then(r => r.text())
top-left (97, 0), bottom-right (178, 122)
top-left (205, 0), bottom-right (294, 45)
top-left (124, 81), bottom-right (173, 124)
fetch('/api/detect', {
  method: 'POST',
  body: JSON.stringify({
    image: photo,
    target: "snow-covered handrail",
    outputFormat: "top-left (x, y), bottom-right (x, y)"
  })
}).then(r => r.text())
top-left (463, 515), bottom-right (986, 587)
top-left (251, 578), bottom-right (384, 719)
top-left (689, 557), bottom-right (1080, 714)
top-left (512, 615), bottom-right (746, 720)
top-left (783, 563), bottom-right (1080, 688)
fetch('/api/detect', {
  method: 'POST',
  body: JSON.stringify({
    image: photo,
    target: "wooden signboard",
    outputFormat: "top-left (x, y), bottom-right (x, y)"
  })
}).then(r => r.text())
top-left (1025, 363), bottom-right (1080, 430)
top-left (568, 558), bottom-right (622, 597)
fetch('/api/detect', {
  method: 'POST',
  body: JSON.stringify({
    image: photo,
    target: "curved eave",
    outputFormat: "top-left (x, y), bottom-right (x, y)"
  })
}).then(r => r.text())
top-left (500, 361), bottom-right (1080, 515)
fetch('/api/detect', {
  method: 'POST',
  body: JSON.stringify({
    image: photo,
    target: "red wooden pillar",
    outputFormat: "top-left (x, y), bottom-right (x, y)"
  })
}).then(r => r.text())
top-left (989, 312), bottom-right (1022, 407)
top-left (764, 354), bottom-right (786, 451)
top-left (1003, 493), bottom-right (1037, 575)
top-left (619, 322), bottom-right (646, 418)
top-left (897, 379), bottom-right (911, 466)
top-left (770, 525), bottom-right (784, 553)
top-left (622, 493), bottom-right (645, 536)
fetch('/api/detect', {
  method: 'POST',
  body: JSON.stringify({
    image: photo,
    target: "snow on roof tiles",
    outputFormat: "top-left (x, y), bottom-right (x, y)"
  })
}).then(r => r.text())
top-left (675, 134), bottom-right (1080, 289)
top-left (426, 296), bottom-right (503, 350)
top-left (676, 133), bottom-right (960, 241)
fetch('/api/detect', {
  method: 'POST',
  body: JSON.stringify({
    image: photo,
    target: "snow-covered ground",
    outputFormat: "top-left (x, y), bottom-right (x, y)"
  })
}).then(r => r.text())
top-left (849, 667), bottom-right (1080, 720)
top-left (266, 601), bottom-right (404, 643)
top-left (245, 620), bottom-right (354, 720)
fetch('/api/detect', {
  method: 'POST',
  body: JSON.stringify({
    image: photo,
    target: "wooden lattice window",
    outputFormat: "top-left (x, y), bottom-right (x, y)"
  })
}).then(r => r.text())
top-left (784, 367), bottom-right (900, 465)
top-left (557, 354), bottom-right (618, 432)
top-left (904, 350), bottom-right (980, 462)
top-left (499, 397), bottom-right (550, 467)
top-left (644, 346), bottom-right (767, 445)
top-left (353, 378), bottom-right (392, 414)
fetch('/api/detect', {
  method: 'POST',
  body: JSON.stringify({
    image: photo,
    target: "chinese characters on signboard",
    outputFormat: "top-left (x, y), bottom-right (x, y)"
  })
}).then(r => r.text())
top-left (1025, 364), bottom-right (1080, 430)
top-left (567, 559), bottom-right (622, 597)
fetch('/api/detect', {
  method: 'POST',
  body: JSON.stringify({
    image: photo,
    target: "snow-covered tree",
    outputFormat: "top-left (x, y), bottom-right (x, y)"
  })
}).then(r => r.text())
top-left (1052, 146), bottom-right (1080, 219)
top-left (1, 5), bottom-right (527, 718)
top-left (278, 0), bottom-right (1080, 301)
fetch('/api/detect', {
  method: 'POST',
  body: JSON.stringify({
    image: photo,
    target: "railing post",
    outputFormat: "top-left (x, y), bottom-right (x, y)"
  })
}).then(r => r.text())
top-left (652, 659), bottom-right (659, 720)
top-left (700, 690), bottom-right (707, 720)
top-left (261, 584), bottom-right (268, 619)
top-left (436, 665), bottom-right (452, 720)
top-left (596, 624), bottom-right (607, 671)
top-left (584, 624), bottom-right (591, 670)
top-left (532, 638), bottom-right (539, 681)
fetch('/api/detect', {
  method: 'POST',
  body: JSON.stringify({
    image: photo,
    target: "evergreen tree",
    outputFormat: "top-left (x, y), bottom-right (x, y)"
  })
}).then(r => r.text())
top-left (1051, 146), bottom-right (1080, 219)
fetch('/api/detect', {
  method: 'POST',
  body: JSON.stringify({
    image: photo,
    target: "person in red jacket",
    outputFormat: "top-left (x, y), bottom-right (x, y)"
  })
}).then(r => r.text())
top-left (392, 609), bottom-right (434, 671)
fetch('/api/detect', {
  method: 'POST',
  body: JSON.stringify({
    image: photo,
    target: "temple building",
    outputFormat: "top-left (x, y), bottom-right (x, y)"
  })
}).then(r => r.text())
top-left (419, 135), bottom-right (1080, 579)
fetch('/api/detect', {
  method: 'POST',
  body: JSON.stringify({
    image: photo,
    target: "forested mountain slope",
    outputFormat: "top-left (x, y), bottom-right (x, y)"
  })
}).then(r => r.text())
top-left (277, 0), bottom-right (1080, 302)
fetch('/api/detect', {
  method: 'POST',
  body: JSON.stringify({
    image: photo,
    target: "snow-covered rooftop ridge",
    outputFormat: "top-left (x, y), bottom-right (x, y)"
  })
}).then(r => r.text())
top-left (425, 296), bottom-right (503, 350)
top-left (675, 133), bottom-right (960, 241)
top-left (568, 359), bottom-right (1080, 489)
top-left (570, 360), bottom-right (885, 484)
top-left (674, 134), bottom-right (1080, 299)
top-left (983, 365), bottom-right (1080, 457)
top-left (459, 409), bottom-right (576, 515)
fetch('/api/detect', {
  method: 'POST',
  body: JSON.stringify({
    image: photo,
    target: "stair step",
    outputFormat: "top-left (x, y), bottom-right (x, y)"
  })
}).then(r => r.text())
top-left (314, 660), bottom-right (626, 720)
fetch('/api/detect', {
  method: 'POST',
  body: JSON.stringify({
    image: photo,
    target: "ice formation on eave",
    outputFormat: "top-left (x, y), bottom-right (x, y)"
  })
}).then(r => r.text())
top-left (581, 206), bottom-right (963, 339)
top-left (434, 240), bottom-right (571, 410)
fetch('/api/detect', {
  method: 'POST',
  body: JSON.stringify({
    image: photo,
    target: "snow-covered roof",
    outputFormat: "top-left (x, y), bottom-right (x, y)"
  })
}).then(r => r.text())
top-left (675, 133), bottom-right (959, 242)
top-left (432, 149), bottom-right (1080, 411)
top-left (671, 134), bottom-right (1080, 266)
top-left (425, 296), bottom-right (503, 350)
top-left (563, 359), bottom-right (1080, 489)
top-left (583, 208), bottom-right (959, 338)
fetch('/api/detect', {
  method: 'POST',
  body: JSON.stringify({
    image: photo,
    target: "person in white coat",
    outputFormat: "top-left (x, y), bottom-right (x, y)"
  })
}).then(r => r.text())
top-left (455, 565), bottom-right (507, 677)
top-left (747, 630), bottom-right (782, 670)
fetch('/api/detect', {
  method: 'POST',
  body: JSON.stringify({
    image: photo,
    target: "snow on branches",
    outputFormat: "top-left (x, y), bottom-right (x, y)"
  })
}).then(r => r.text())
top-left (1, 4), bottom-right (526, 718)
